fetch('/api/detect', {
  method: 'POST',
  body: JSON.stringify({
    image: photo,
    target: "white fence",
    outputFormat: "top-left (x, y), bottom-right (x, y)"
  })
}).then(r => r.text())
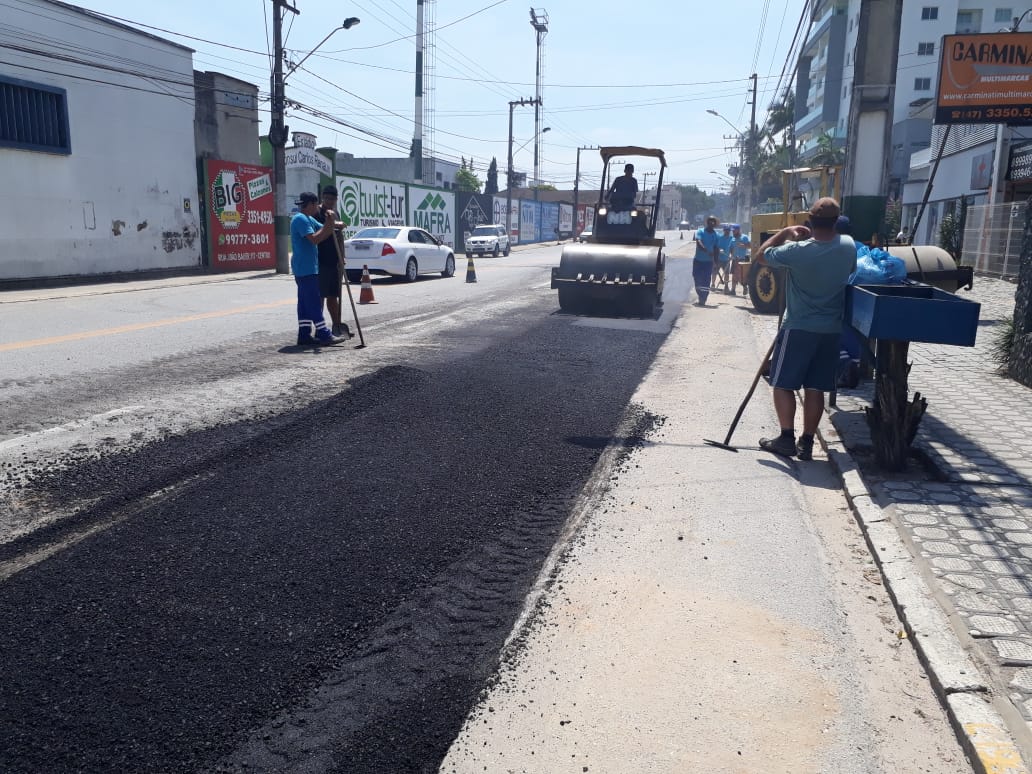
top-left (961, 202), bottom-right (1026, 277)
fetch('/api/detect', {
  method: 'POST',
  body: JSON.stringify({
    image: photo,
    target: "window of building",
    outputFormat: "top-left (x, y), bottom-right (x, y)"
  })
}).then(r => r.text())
top-left (921, 6), bottom-right (939, 19)
top-left (956, 9), bottom-right (982, 32)
top-left (0, 75), bottom-right (71, 154)
top-left (996, 8), bottom-right (1013, 24)
top-left (918, 42), bottom-right (935, 55)
top-left (915, 77), bottom-right (932, 90)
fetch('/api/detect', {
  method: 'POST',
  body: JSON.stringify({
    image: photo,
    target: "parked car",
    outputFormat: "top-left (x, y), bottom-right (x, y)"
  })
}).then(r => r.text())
top-left (576, 229), bottom-right (592, 243)
top-left (465, 224), bottom-right (511, 257)
top-left (343, 227), bottom-right (455, 282)
top-left (678, 221), bottom-right (692, 231)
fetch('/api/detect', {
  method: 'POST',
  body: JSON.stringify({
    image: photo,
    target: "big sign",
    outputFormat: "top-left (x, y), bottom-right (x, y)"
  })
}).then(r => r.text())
top-left (408, 185), bottom-right (456, 246)
top-left (335, 175), bottom-right (407, 240)
top-left (206, 159), bottom-right (275, 271)
top-left (936, 33), bottom-right (1032, 125)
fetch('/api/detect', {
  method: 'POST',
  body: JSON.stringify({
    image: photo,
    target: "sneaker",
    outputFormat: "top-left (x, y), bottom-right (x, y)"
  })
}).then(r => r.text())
top-left (316, 334), bottom-right (344, 346)
top-left (796, 436), bottom-right (814, 461)
top-left (759, 435), bottom-right (797, 458)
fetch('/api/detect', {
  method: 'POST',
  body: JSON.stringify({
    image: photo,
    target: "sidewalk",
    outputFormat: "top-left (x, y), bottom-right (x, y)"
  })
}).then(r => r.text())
top-left (828, 277), bottom-right (1032, 759)
top-left (440, 273), bottom-right (970, 773)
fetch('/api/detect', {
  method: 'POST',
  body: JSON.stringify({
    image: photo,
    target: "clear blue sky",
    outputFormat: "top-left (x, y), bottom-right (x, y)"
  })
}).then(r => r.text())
top-left (74, 0), bottom-right (804, 194)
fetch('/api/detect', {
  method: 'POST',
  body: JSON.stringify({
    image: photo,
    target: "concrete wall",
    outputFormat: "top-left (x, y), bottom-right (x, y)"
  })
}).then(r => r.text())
top-left (0, 0), bottom-right (202, 280)
top-left (194, 71), bottom-right (259, 166)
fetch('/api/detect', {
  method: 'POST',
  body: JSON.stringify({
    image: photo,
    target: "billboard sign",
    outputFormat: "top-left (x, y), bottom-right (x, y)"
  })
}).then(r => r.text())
top-left (520, 201), bottom-right (537, 243)
top-left (205, 159), bottom-right (275, 271)
top-left (936, 33), bottom-right (1032, 124)
top-left (408, 185), bottom-right (456, 246)
top-left (334, 175), bottom-right (407, 240)
top-left (1008, 142), bottom-right (1032, 181)
top-left (559, 203), bottom-right (574, 234)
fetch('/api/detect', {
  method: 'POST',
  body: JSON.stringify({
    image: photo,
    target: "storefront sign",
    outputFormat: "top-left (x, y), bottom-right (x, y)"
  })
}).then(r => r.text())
top-left (936, 33), bottom-right (1032, 124)
top-left (559, 203), bottom-right (573, 234)
top-left (1008, 142), bottom-right (1032, 181)
top-left (285, 146), bottom-right (332, 177)
top-left (205, 159), bottom-right (275, 271)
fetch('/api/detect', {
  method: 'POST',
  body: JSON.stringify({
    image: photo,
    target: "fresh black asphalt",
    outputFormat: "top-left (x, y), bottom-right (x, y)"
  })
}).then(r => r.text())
top-left (0, 295), bottom-right (669, 773)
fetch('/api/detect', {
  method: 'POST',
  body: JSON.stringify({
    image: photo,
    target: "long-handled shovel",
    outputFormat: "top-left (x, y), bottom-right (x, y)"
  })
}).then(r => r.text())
top-left (332, 230), bottom-right (366, 349)
top-left (703, 334), bottom-right (777, 452)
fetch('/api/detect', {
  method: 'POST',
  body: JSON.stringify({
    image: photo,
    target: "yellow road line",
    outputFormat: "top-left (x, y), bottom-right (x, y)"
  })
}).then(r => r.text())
top-left (0, 299), bottom-right (294, 352)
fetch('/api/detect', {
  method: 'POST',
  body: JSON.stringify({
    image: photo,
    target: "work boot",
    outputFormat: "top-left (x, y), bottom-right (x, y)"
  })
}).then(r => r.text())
top-left (759, 434), bottom-right (797, 458)
top-left (315, 332), bottom-right (344, 346)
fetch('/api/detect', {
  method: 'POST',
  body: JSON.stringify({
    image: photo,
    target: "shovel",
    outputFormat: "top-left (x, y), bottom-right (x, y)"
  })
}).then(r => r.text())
top-left (332, 229), bottom-right (367, 349)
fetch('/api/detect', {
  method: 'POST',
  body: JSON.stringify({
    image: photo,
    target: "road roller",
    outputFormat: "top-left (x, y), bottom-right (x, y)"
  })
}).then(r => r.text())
top-left (551, 146), bottom-right (667, 318)
top-left (739, 166), bottom-right (973, 313)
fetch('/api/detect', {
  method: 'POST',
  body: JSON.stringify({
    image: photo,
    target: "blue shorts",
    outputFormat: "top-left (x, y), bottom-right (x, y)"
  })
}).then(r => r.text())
top-left (769, 328), bottom-right (840, 391)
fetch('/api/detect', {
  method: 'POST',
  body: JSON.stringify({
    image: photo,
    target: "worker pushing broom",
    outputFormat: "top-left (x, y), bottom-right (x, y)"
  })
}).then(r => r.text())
top-left (704, 197), bottom-right (856, 461)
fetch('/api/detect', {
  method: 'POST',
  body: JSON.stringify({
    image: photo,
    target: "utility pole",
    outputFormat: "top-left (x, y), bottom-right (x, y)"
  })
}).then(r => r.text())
top-left (506, 97), bottom-right (540, 243)
top-left (745, 72), bottom-right (758, 227)
top-left (529, 8), bottom-right (548, 198)
top-left (413, 0), bottom-right (424, 182)
top-left (841, 0), bottom-right (904, 241)
top-left (574, 144), bottom-right (598, 234)
top-left (270, 0), bottom-right (299, 274)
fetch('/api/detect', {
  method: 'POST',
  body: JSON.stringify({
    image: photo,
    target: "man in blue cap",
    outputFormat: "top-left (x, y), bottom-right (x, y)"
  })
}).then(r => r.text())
top-left (290, 192), bottom-right (344, 346)
top-left (730, 223), bottom-right (750, 295)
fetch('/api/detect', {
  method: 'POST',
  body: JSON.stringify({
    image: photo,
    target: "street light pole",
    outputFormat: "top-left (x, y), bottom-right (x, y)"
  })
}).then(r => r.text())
top-left (270, 0), bottom-right (298, 274)
top-left (270, 4), bottom-right (359, 274)
top-left (506, 97), bottom-right (540, 243)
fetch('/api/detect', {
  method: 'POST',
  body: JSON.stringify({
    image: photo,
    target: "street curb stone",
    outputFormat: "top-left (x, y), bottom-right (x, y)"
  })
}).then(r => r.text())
top-left (822, 426), bottom-right (1030, 774)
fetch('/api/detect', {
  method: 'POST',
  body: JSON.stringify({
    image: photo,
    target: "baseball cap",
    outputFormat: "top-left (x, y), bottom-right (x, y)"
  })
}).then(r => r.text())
top-left (295, 191), bottom-right (318, 206)
top-left (321, 185), bottom-right (338, 197)
top-left (809, 197), bottom-right (840, 219)
top-left (722, 224), bottom-right (731, 230)
top-left (835, 215), bottom-right (852, 234)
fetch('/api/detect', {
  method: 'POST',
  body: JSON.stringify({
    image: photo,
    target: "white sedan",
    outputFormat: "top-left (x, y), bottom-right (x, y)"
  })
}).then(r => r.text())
top-left (343, 227), bottom-right (456, 282)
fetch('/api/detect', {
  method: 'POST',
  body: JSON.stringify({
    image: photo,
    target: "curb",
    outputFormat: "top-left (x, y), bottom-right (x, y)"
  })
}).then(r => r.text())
top-left (818, 424), bottom-right (1031, 774)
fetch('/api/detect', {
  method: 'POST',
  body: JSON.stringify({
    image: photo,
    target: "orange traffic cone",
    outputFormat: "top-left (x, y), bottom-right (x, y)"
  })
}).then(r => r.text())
top-left (465, 254), bottom-right (477, 283)
top-left (359, 265), bottom-right (377, 304)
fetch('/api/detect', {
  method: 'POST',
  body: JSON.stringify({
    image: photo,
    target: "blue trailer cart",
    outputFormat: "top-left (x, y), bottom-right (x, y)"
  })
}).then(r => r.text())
top-left (847, 282), bottom-right (981, 470)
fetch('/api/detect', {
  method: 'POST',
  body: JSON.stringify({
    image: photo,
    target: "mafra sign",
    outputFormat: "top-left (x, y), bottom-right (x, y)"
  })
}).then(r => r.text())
top-left (936, 33), bottom-right (1032, 125)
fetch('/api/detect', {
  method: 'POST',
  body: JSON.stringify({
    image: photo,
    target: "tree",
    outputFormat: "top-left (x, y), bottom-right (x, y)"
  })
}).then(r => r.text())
top-left (532, 183), bottom-right (557, 192)
top-left (485, 157), bottom-right (499, 195)
top-left (455, 158), bottom-right (482, 193)
top-left (810, 132), bottom-right (845, 166)
top-left (672, 184), bottom-right (715, 221)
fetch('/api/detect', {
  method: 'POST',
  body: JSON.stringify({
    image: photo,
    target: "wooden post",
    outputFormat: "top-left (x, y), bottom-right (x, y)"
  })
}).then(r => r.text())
top-left (864, 339), bottom-right (927, 471)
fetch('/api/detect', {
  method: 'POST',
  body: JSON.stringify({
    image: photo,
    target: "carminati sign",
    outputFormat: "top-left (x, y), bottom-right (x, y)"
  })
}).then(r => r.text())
top-left (936, 32), bottom-right (1032, 125)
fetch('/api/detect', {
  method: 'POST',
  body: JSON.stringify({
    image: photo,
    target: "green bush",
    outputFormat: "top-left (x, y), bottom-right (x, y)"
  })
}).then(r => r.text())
top-left (990, 314), bottom-right (1017, 372)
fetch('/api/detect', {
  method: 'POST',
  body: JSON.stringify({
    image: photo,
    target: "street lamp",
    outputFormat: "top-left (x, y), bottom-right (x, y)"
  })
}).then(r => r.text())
top-left (270, 11), bottom-right (361, 274)
top-left (707, 109), bottom-right (748, 225)
top-left (285, 18), bottom-right (361, 80)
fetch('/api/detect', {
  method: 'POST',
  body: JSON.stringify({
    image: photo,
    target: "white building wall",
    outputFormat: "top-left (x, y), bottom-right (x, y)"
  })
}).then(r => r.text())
top-left (895, 1), bottom-right (1018, 117)
top-left (0, 0), bottom-right (200, 281)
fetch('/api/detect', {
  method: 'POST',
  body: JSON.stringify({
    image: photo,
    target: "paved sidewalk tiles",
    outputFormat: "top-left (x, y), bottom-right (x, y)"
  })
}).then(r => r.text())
top-left (829, 277), bottom-right (1032, 741)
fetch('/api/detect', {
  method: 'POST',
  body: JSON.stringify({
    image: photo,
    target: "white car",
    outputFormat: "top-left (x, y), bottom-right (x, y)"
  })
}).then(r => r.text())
top-left (465, 224), bottom-right (511, 257)
top-left (343, 226), bottom-right (456, 282)
top-left (576, 229), bottom-right (592, 243)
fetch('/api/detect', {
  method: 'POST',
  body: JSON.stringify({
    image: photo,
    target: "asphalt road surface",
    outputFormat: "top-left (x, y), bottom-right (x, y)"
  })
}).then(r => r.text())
top-left (0, 238), bottom-right (690, 773)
